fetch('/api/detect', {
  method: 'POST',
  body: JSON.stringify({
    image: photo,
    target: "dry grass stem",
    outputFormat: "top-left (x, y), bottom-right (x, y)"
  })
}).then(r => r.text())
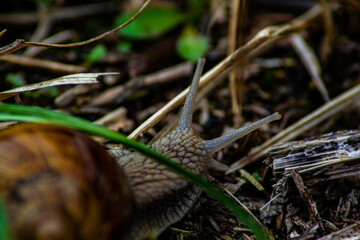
top-left (27, 8), bottom-right (53, 44)
top-left (24, 30), bottom-right (78, 57)
top-left (239, 169), bottom-right (264, 191)
top-left (228, 0), bottom-right (242, 124)
top-left (0, 73), bottom-right (118, 101)
top-left (0, 2), bottom-right (119, 25)
top-left (319, 0), bottom-right (334, 61)
top-left (55, 84), bottom-right (100, 107)
top-left (290, 33), bottom-right (330, 102)
top-left (0, 54), bottom-right (87, 73)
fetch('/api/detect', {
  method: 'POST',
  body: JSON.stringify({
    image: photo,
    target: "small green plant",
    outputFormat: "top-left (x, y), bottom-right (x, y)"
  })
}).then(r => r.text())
top-left (116, 41), bottom-right (132, 54)
top-left (116, 6), bottom-right (186, 39)
top-left (177, 25), bottom-right (208, 61)
top-left (84, 44), bottom-right (107, 64)
top-left (6, 73), bottom-right (25, 87)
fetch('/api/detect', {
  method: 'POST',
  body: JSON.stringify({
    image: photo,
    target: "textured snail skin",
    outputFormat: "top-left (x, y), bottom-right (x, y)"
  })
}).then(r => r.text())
top-left (0, 124), bottom-right (133, 240)
top-left (115, 128), bottom-right (208, 239)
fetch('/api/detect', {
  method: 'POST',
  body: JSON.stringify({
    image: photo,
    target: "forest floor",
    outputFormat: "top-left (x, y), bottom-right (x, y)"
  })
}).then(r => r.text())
top-left (1, 0), bottom-right (360, 239)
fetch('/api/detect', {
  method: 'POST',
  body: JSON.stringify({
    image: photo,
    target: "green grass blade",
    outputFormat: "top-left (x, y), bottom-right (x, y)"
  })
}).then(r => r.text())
top-left (0, 103), bottom-right (273, 240)
top-left (0, 196), bottom-right (12, 240)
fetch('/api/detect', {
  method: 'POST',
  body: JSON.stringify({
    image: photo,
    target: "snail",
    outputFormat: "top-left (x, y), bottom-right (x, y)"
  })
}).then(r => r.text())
top-left (0, 58), bottom-right (280, 240)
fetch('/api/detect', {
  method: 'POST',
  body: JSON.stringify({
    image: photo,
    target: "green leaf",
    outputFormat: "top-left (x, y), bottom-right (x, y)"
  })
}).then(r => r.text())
top-left (116, 41), bottom-right (132, 54)
top-left (176, 26), bottom-right (208, 61)
top-left (85, 44), bottom-right (107, 64)
top-left (116, 6), bottom-right (186, 39)
top-left (0, 196), bottom-right (12, 240)
top-left (30, 87), bottom-right (58, 98)
top-left (0, 104), bottom-right (273, 240)
top-left (5, 73), bottom-right (25, 87)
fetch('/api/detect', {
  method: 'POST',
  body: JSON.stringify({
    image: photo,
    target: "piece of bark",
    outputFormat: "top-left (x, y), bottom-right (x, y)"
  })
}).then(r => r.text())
top-left (269, 130), bottom-right (360, 185)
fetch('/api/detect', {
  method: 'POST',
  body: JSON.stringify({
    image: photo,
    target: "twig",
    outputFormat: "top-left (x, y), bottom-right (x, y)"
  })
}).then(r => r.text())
top-left (0, 2), bottom-right (119, 25)
top-left (24, 30), bottom-right (78, 57)
top-left (0, 54), bottom-right (86, 73)
top-left (228, 0), bottom-right (242, 124)
top-left (23, 6), bottom-right (54, 56)
top-left (26, 7), bottom-right (53, 44)
top-left (291, 171), bottom-right (324, 232)
top-left (55, 84), bottom-right (99, 108)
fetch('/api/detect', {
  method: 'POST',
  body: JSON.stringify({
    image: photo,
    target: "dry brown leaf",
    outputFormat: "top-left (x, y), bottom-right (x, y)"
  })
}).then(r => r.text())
top-left (0, 72), bottom-right (119, 101)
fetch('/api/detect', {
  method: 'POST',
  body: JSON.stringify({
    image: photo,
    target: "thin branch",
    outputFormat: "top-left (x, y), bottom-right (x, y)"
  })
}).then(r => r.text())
top-left (0, 54), bottom-right (86, 73)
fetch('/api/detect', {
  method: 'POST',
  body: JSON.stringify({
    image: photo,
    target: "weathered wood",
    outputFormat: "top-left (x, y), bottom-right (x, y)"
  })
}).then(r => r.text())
top-left (269, 130), bottom-right (360, 184)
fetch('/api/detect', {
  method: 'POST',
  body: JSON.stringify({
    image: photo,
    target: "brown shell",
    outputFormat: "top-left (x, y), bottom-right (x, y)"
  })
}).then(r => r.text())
top-left (0, 123), bottom-right (133, 240)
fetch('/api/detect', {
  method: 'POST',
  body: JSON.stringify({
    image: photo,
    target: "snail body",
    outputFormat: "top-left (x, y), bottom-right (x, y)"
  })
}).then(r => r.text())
top-left (115, 128), bottom-right (208, 239)
top-left (113, 58), bottom-right (280, 239)
top-left (0, 58), bottom-right (280, 240)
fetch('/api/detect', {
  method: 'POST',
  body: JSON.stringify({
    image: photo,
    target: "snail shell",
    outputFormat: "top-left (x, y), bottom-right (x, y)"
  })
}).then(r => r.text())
top-left (0, 123), bottom-right (133, 240)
